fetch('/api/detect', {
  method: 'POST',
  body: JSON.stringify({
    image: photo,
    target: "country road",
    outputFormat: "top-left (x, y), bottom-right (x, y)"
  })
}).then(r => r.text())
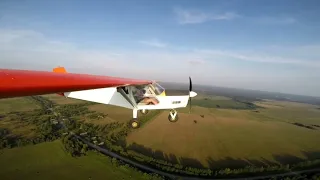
top-left (34, 96), bottom-right (320, 180)
top-left (76, 136), bottom-right (320, 180)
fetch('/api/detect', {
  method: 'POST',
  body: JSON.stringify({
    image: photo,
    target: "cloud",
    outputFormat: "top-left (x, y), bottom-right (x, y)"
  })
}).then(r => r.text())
top-left (194, 49), bottom-right (320, 67)
top-left (173, 7), bottom-right (296, 26)
top-left (139, 38), bottom-right (167, 48)
top-left (0, 29), bottom-right (132, 73)
top-left (255, 16), bottom-right (297, 25)
top-left (188, 59), bottom-right (206, 65)
top-left (174, 8), bottom-right (239, 24)
top-left (0, 29), bottom-right (44, 43)
top-left (1, 28), bottom-right (320, 96)
top-left (0, 29), bottom-right (204, 81)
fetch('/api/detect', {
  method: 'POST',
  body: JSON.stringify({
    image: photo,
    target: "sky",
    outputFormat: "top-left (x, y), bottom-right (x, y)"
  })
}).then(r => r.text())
top-left (0, 0), bottom-right (320, 97)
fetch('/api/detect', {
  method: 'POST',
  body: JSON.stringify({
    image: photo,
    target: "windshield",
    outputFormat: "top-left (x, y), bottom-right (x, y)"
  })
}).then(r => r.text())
top-left (152, 83), bottom-right (165, 95)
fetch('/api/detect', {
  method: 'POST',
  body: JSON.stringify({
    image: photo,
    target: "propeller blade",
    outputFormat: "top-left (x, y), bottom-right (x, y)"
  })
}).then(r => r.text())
top-left (189, 96), bottom-right (192, 114)
top-left (189, 76), bottom-right (192, 114)
top-left (189, 76), bottom-right (192, 92)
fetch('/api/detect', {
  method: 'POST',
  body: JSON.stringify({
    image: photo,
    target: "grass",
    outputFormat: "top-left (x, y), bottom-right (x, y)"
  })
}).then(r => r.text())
top-left (250, 100), bottom-right (320, 125)
top-left (0, 97), bottom-right (40, 138)
top-left (139, 110), bottom-right (162, 128)
top-left (195, 95), bottom-right (231, 101)
top-left (0, 140), bottom-right (160, 180)
top-left (0, 97), bottom-right (40, 114)
top-left (0, 116), bottom-right (36, 138)
top-left (191, 98), bottom-right (257, 109)
top-left (126, 100), bottom-right (320, 169)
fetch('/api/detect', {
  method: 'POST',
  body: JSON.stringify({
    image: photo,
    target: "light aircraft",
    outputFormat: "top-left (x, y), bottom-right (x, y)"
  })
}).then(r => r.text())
top-left (0, 67), bottom-right (197, 128)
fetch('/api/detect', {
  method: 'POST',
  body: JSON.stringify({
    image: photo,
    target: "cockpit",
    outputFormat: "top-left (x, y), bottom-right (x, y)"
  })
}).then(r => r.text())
top-left (132, 82), bottom-right (166, 104)
top-left (150, 82), bottom-right (166, 96)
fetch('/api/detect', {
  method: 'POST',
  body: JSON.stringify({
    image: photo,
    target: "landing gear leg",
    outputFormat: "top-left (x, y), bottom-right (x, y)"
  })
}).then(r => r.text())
top-left (140, 109), bottom-right (149, 115)
top-left (130, 109), bottom-right (140, 129)
top-left (168, 109), bottom-right (179, 122)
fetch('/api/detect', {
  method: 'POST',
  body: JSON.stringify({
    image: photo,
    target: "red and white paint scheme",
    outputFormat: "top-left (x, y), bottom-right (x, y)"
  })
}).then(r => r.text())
top-left (0, 67), bottom-right (197, 128)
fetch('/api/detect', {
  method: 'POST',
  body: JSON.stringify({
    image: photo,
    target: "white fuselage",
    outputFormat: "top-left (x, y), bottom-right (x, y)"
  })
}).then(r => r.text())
top-left (63, 87), bottom-right (195, 110)
top-left (62, 84), bottom-right (197, 119)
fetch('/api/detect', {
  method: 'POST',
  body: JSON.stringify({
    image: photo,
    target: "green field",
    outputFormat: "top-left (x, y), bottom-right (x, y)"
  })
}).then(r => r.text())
top-left (127, 99), bottom-right (320, 169)
top-left (192, 98), bottom-right (257, 109)
top-left (1, 93), bottom-right (320, 177)
top-left (0, 116), bottom-right (36, 139)
top-left (253, 100), bottom-right (320, 124)
top-left (0, 140), bottom-right (159, 180)
top-left (0, 97), bottom-right (40, 114)
top-left (0, 97), bottom-right (40, 138)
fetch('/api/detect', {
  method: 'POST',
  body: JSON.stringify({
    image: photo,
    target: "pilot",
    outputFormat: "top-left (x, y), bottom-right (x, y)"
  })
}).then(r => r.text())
top-left (135, 85), bottom-right (159, 105)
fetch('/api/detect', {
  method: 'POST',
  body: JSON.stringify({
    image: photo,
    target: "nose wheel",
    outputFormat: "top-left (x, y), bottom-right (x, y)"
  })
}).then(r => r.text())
top-left (129, 118), bottom-right (140, 129)
top-left (168, 109), bottom-right (179, 122)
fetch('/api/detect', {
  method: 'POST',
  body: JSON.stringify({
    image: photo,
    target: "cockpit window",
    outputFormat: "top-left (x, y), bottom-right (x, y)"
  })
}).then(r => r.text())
top-left (152, 83), bottom-right (165, 95)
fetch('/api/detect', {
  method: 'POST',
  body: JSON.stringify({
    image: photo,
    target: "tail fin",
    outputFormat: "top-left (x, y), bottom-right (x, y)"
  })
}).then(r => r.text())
top-left (53, 66), bottom-right (67, 73)
top-left (53, 66), bottom-right (67, 96)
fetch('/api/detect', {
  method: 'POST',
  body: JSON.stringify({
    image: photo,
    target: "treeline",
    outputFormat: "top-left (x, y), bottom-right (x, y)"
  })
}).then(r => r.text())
top-left (0, 128), bottom-right (17, 148)
top-left (99, 138), bottom-right (320, 178)
top-left (0, 110), bottom-right (65, 149)
top-left (99, 139), bottom-right (297, 178)
top-left (290, 122), bottom-right (318, 130)
top-left (193, 99), bottom-right (260, 110)
top-left (233, 99), bottom-right (261, 109)
top-left (272, 174), bottom-right (320, 180)
top-left (28, 96), bottom-right (55, 110)
top-left (61, 134), bottom-right (89, 157)
top-left (73, 117), bottom-right (320, 178)
top-left (58, 103), bottom-right (95, 118)
top-left (36, 118), bottom-right (64, 141)
top-left (291, 159), bottom-right (320, 170)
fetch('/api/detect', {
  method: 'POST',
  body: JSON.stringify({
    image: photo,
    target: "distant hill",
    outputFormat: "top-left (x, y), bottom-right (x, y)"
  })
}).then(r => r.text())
top-left (159, 82), bottom-right (320, 105)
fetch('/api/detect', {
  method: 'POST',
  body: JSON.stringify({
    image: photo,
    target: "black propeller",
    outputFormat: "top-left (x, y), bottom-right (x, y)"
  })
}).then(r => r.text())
top-left (189, 76), bottom-right (192, 114)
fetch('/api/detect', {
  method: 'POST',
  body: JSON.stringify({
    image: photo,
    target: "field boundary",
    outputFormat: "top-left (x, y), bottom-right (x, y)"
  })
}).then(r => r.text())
top-left (75, 134), bottom-right (320, 180)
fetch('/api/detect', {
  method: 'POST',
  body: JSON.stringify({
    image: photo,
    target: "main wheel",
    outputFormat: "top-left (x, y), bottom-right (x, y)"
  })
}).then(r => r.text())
top-left (140, 109), bottom-right (149, 115)
top-left (129, 119), bottom-right (140, 129)
top-left (168, 110), bottom-right (179, 123)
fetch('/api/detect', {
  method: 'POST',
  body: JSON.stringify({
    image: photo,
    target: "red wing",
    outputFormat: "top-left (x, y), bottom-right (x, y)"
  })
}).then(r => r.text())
top-left (0, 68), bottom-right (152, 99)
